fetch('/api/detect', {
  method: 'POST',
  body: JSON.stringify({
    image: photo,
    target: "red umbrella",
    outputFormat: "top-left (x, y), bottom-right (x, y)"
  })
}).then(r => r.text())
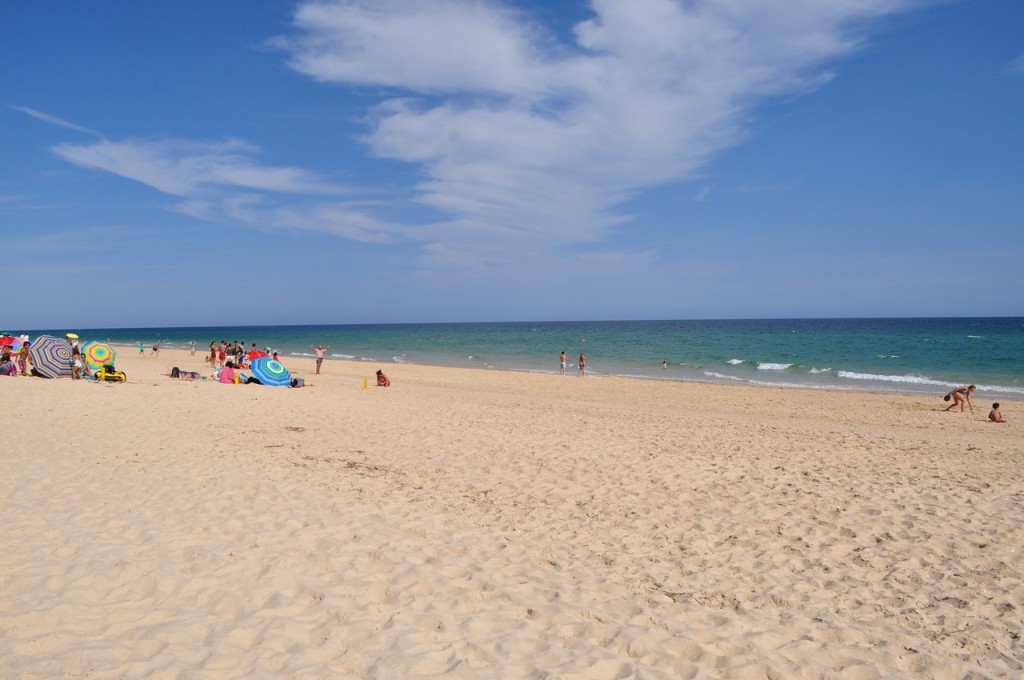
top-left (0, 335), bottom-right (17, 347)
top-left (247, 350), bottom-right (267, 361)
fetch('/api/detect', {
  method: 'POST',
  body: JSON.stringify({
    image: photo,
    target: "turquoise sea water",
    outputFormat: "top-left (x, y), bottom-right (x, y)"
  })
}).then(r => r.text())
top-left (13, 318), bottom-right (1024, 398)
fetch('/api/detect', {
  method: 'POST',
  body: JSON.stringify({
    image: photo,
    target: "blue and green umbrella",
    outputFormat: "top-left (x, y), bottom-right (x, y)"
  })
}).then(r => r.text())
top-left (250, 357), bottom-right (292, 387)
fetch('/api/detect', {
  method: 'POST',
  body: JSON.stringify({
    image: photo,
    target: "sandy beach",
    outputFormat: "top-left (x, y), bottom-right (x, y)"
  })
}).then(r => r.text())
top-left (2, 347), bottom-right (1021, 678)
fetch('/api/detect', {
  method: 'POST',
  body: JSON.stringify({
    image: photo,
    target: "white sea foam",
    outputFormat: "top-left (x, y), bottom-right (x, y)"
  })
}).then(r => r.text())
top-left (727, 359), bottom-right (744, 365)
top-left (704, 371), bottom-right (745, 382)
top-left (877, 355), bottom-right (901, 359)
top-left (809, 367), bottom-right (832, 374)
top-left (757, 363), bottom-right (793, 371)
top-left (331, 354), bottom-right (356, 360)
top-left (967, 335), bottom-right (984, 339)
top-left (837, 371), bottom-right (946, 386)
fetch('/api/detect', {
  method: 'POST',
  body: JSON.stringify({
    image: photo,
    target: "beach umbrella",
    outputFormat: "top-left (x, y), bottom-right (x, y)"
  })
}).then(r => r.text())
top-left (66, 333), bottom-right (79, 340)
top-left (250, 357), bottom-right (291, 387)
top-left (81, 340), bottom-right (116, 371)
top-left (30, 335), bottom-right (74, 379)
top-left (247, 350), bottom-right (267, 361)
top-left (0, 335), bottom-right (17, 348)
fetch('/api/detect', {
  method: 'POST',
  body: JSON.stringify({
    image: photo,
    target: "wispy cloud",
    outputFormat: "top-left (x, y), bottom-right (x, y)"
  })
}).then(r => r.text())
top-left (1004, 53), bottom-right (1024, 77)
top-left (53, 138), bottom-right (345, 197)
top-left (52, 137), bottom-right (413, 243)
top-left (11, 105), bottom-right (100, 136)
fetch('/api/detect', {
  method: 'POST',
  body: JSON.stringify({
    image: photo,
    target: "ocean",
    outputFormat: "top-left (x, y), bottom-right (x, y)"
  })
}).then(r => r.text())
top-left (15, 317), bottom-right (1024, 399)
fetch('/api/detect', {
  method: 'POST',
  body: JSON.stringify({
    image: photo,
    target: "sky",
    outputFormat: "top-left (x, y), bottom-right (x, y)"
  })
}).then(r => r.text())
top-left (2, 0), bottom-right (1022, 329)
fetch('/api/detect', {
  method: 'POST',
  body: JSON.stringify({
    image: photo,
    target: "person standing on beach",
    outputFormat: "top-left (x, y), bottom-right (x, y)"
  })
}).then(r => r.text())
top-left (138, 342), bottom-right (145, 356)
top-left (311, 344), bottom-right (328, 375)
top-left (16, 341), bottom-right (31, 376)
top-left (560, 351), bottom-right (567, 375)
top-left (578, 351), bottom-right (586, 376)
top-left (189, 341), bottom-right (196, 356)
top-left (944, 385), bottom-right (975, 413)
top-left (151, 341), bottom-right (160, 357)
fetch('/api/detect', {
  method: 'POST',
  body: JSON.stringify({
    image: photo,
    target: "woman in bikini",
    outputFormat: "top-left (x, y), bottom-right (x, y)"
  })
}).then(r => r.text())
top-left (944, 385), bottom-right (976, 413)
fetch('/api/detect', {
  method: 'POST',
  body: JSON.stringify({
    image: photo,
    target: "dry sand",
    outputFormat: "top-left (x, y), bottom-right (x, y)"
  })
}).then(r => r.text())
top-left (2, 347), bottom-right (1022, 679)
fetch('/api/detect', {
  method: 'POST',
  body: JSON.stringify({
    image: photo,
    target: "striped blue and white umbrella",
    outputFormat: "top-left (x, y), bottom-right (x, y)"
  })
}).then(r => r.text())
top-left (30, 335), bottom-right (74, 379)
top-left (249, 357), bottom-right (292, 387)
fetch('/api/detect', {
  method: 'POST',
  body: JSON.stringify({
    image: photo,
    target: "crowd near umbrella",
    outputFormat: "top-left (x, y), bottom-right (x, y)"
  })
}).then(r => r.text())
top-left (250, 357), bottom-right (291, 387)
top-left (81, 340), bottom-right (116, 372)
top-left (30, 335), bottom-right (74, 379)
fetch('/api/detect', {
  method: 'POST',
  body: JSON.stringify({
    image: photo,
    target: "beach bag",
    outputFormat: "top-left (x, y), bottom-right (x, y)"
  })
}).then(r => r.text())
top-left (943, 393), bottom-right (951, 402)
top-left (170, 367), bottom-right (180, 378)
top-left (290, 377), bottom-right (305, 388)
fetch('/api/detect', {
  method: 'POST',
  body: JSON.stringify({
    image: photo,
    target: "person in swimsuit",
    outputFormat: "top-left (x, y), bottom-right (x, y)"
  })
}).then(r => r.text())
top-left (944, 385), bottom-right (976, 413)
top-left (376, 369), bottom-right (390, 387)
top-left (559, 352), bottom-right (567, 375)
top-left (989, 403), bottom-right (1006, 423)
top-left (16, 342), bottom-right (31, 375)
top-left (311, 344), bottom-right (329, 375)
top-left (578, 351), bottom-right (586, 377)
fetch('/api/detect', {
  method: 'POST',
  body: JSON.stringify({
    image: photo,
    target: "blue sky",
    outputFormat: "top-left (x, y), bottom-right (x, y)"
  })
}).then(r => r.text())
top-left (2, 0), bottom-right (1022, 329)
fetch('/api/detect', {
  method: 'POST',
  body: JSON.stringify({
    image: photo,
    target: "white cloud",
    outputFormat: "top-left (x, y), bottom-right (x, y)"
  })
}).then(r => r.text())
top-left (53, 138), bottom-right (344, 197)
top-left (11, 105), bottom-right (100, 136)
top-left (278, 0), bottom-right (918, 256)
top-left (43, 1), bottom-right (924, 266)
top-left (52, 137), bottom-right (414, 243)
top-left (1004, 53), bottom-right (1024, 77)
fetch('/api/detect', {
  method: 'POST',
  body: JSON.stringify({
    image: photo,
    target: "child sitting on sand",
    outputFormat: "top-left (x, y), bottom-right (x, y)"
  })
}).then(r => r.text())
top-left (376, 370), bottom-right (390, 387)
top-left (989, 403), bottom-right (1007, 423)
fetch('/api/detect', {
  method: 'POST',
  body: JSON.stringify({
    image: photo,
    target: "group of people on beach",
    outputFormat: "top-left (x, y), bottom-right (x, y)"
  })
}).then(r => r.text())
top-left (201, 340), bottom-right (280, 371)
top-left (942, 384), bottom-right (1007, 422)
top-left (0, 337), bottom-right (95, 379)
top-left (0, 341), bottom-right (31, 376)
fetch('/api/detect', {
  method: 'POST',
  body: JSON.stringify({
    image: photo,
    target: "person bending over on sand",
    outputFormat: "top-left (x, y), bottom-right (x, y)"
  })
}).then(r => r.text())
top-left (944, 384), bottom-right (976, 412)
top-left (376, 370), bottom-right (390, 387)
top-left (989, 403), bottom-right (1007, 423)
